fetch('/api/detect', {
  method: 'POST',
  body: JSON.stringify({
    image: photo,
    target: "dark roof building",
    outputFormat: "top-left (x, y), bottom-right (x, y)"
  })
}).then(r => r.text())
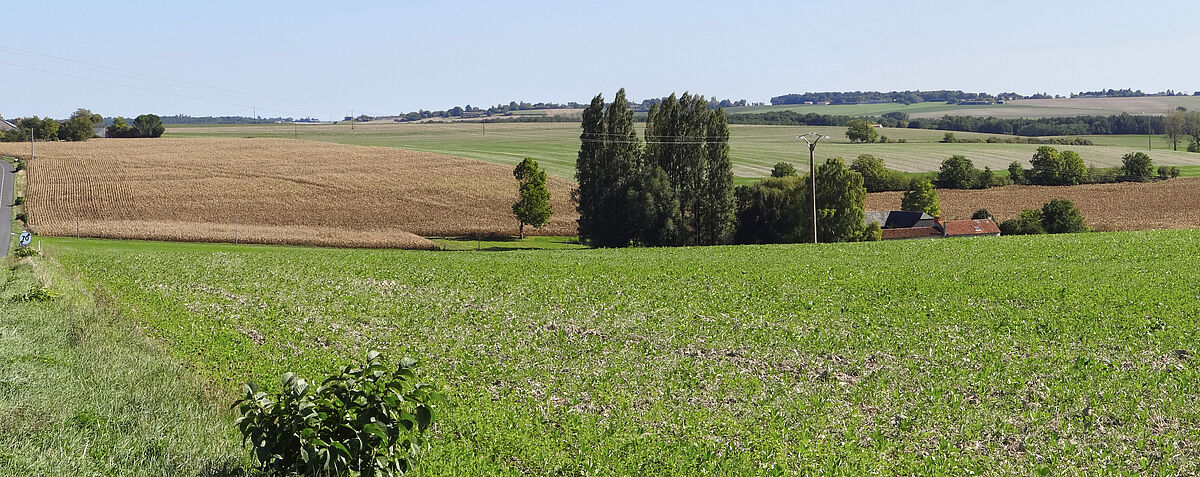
top-left (865, 210), bottom-right (936, 229)
top-left (0, 119), bottom-right (16, 132)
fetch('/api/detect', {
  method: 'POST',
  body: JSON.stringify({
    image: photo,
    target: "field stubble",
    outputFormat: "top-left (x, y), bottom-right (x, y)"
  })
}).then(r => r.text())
top-left (868, 178), bottom-right (1200, 231)
top-left (0, 138), bottom-right (578, 248)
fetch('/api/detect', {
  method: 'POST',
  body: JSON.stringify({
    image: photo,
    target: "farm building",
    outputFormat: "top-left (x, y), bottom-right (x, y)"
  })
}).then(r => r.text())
top-left (866, 211), bottom-right (1000, 240)
top-left (0, 119), bottom-right (16, 132)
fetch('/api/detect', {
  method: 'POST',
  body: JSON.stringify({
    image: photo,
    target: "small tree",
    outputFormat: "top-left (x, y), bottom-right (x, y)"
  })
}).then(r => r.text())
top-left (845, 119), bottom-right (878, 143)
top-left (850, 154), bottom-right (905, 192)
top-left (133, 114), bottom-right (166, 138)
top-left (900, 178), bottom-right (940, 217)
top-left (937, 155), bottom-right (976, 189)
top-left (1164, 110), bottom-right (1186, 151)
top-left (106, 117), bottom-right (132, 138)
top-left (512, 158), bottom-right (552, 238)
top-left (1029, 146), bottom-right (1064, 185)
top-left (1120, 151), bottom-right (1154, 181)
top-left (941, 132), bottom-right (958, 143)
top-left (1041, 198), bottom-right (1087, 233)
top-left (770, 161), bottom-right (797, 178)
top-left (1007, 161), bottom-right (1026, 185)
top-left (802, 157), bottom-right (872, 242)
top-left (971, 208), bottom-right (992, 220)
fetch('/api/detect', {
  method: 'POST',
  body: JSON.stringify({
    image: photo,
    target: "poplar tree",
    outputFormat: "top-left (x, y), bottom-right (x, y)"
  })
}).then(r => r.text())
top-left (698, 108), bottom-right (735, 244)
top-left (575, 94), bottom-right (607, 245)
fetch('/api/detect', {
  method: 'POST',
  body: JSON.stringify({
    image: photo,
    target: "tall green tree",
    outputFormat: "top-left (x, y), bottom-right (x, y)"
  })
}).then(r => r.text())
top-left (628, 166), bottom-right (682, 247)
top-left (697, 108), bottom-right (735, 245)
top-left (801, 157), bottom-right (874, 242)
top-left (734, 176), bottom-right (805, 244)
top-left (512, 158), bottom-right (552, 238)
top-left (1007, 161), bottom-right (1026, 185)
top-left (901, 178), bottom-right (940, 216)
top-left (58, 108), bottom-right (101, 142)
top-left (575, 94), bottom-right (608, 245)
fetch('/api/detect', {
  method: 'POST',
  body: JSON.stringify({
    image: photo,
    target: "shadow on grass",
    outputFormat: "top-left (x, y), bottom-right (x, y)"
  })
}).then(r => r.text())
top-left (442, 233), bottom-right (517, 242)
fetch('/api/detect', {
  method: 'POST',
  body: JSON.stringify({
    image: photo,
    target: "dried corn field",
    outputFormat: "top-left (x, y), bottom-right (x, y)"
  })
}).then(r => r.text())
top-left (0, 138), bottom-right (578, 248)
top-left (867, 179), bottom-right (1200, 232)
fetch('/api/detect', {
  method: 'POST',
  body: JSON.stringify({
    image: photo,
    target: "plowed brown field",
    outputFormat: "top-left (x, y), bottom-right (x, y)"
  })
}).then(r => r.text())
top-left (0, 138), bottom-right (579, 248)
top-left (867, 179), bottom-right (1200, 231)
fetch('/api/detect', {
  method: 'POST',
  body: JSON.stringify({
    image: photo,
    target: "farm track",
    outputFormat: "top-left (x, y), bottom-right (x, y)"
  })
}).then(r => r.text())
top-left (0, 138), bottom-right (579, 248)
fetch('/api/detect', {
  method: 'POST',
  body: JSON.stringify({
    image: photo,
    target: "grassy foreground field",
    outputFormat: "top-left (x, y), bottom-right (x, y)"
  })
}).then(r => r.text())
top-left (167, 122), bottom-right (1200, 181)
top-left (42, 230), bottom-right (1200, 474)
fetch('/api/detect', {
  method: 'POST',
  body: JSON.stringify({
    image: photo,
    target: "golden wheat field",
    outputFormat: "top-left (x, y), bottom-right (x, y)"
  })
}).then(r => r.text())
top-left (0, 138), bottom-right (578, 248)
top-left (867, 178), bottom-right (1200, 232)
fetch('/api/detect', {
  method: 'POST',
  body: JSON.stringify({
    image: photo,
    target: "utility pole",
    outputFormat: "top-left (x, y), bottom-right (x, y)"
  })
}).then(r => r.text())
top-left (798, 132), bottom-right (831, 244)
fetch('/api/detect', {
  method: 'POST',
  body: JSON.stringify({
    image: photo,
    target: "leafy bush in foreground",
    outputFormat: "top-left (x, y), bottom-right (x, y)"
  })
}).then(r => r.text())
top-left (234, 351), bottom-right (442, 476)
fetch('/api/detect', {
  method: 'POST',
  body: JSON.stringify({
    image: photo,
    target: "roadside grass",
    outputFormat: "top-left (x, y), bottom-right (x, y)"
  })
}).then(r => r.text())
top-left (431, 235), bottom-right (585, 251)
top-left (41, 230), bottom-right (1200, 475)
top-left (0, 256), bottom-right (253, 475)
top-left (166, 122), bottom-right (1200, 181)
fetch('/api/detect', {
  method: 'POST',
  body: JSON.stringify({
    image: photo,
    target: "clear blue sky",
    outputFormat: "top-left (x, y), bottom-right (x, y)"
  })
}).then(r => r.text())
top-left (3, 0), bottom-right (1198, 119)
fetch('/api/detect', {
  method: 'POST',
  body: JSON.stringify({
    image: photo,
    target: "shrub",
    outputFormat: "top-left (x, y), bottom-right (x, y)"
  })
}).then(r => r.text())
top-left (975, 166), bottom-right (996, 189)
top-left (941, 132), bottom-right (958, 143)
top-left (998, 209), bottom-right (1045, 235)
top-left (11, 286), bottom-right (56, 302)
top-left (1041, 198), bottom-right (1088, 234)
top-left (234, 351), bottom-right (442, 476)
top-left (13, 196), bottom-right (23, 206)
top-left (971, 209), bottom-right (991, 220)
top-left (15, 212), bottom-right (27, 223)
top-left (13, 247), bottom-right (38, 258)
top-left (1157, 165), bottom-right (1182, 179)
top-left (1120, 152), bottom-right (1154, 181)
top-left (770, 162), bottom-right (797, 178)
top-left (1170, 166), bottom-right (1181, 178)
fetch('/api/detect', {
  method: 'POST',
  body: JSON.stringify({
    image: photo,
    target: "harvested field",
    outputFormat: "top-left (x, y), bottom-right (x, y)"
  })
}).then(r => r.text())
top-left (0, 138), bottom-right (578, 248)
top-left (867, 178), bottom-right (1200, 231)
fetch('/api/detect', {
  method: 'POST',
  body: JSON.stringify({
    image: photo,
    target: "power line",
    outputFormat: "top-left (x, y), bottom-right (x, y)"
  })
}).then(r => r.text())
top-left (0, 44), bottom-right (340, 113)
top-left (0, 59), bottom-right (310, 117)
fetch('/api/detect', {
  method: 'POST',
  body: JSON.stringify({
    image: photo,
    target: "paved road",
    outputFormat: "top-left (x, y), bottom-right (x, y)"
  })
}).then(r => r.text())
top-left (1, 160), bottom-right (12, 257)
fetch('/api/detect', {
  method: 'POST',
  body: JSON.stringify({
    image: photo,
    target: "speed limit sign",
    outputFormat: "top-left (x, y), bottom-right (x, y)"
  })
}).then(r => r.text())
top-left (18, 231), bottom-right (31, 247)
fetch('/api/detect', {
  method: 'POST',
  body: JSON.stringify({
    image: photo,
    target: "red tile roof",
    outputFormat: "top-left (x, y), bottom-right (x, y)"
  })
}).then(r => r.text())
top-left (881, 226), bottom-right (942, 240)
top-left (942, 219), bottom-right (1000, 237)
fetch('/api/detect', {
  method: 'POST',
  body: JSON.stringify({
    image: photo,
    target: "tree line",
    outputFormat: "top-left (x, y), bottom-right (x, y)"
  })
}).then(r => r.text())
top-left (1, 109), bottom-right (163, 142)
top-left (726, 110), bottom-right (1170, 137)
top-left (770, 90), bottom-right (1004, 105)
top-left (576, 89), bottom-right (878, 247)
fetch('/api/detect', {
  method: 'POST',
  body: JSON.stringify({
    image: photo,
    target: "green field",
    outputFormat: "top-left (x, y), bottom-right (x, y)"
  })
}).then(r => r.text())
top-left (166, 122), bottom-right (1200, 181)
top-left (38, 230), bottom-right (1200, 474)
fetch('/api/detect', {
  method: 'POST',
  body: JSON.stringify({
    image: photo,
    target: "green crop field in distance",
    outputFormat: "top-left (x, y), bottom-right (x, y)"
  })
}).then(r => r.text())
top-left (167, 122), bottom-right (1200, 181)
top-left (42, 230), bottom-right (1200, 474)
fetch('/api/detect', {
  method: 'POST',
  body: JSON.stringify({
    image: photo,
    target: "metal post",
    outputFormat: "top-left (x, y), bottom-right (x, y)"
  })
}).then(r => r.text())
top-left (809, 143), bottom-right (817, 244)
top-left (798, 133), bottom-right (830, 244)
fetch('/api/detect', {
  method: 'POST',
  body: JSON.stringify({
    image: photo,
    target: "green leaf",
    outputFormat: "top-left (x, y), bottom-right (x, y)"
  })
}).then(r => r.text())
top-left (280, 372), bottom-right (296, 387)
top-left (366, 350), bottom-right (381, 362)
top-left (398, 357), bottom-right (418, 369)
top-left (415, 405), bottom-right (432, 431)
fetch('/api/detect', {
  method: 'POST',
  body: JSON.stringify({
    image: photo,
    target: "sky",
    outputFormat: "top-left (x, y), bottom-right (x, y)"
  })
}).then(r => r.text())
top-left (2, 0), bottom-right (1199, 119)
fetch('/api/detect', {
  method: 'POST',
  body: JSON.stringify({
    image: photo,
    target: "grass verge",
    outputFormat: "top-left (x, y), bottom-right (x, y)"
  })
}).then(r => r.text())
top-left (0, 254), bottom-right (253, 475)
